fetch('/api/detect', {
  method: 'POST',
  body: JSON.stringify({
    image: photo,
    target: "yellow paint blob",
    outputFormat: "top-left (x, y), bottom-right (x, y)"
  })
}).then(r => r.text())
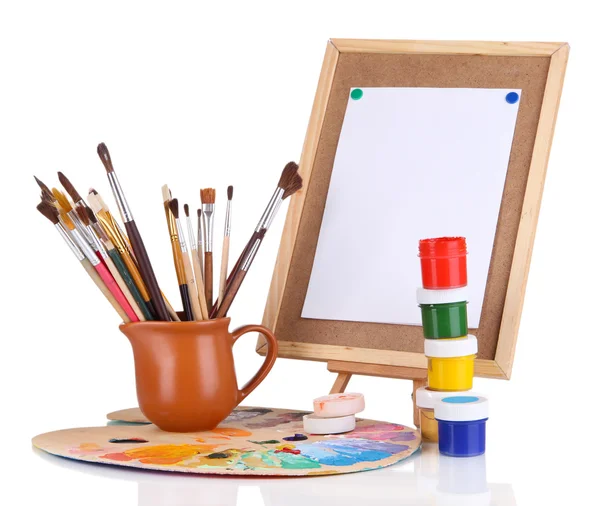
top-left (211, 428), bottom-right (252, 437)
top-left (427, 354), bottom-right (475, 391)
top-left (125, 444), bottom-right (218, 465)
top-left (419, 408), bottom-right (438, 442)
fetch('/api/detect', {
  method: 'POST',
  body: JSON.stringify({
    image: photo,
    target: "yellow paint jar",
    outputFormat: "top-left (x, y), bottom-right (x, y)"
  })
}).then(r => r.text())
top-left (424, 335), bottom-right (477, 391)
top-left (416, 387), bottom-right (472, 442)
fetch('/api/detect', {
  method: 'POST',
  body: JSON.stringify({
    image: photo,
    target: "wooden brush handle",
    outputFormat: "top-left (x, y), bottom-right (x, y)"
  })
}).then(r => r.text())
top-left (216, 269), bottom-right (247, 318)
top-left (179, 284), bottom-right (194, 321)
top-left (204, 251), bottom-right (213, 313)
top-left (219, 236), bottom-right (230, 305)
top-left (210, 233), bottom-right (255, 318)
top-left (125, 221), bottom-right (169, 321)
top-left (120, 247), bottom-right (151, 303)
top-left (161, 291), bottom-right (181, 322)
top-left (104, 251), bottom-right (146, 321)
top-left (182, 251), bottom-right (202, 320)
top-left (81, 259), bottom-right (131, 322)
top-left (191, 250), bottom-right (209, 319)
top-left (109, 249), bottom-right (153, 320)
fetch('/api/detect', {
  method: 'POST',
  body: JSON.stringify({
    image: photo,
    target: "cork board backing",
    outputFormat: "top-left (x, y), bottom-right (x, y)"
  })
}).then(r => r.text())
top-left (259, 40), bottom-right (569, 379)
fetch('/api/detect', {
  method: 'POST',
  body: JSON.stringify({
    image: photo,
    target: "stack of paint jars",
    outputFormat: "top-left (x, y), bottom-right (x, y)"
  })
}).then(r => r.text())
top-left (415, 237), bottom-right (488, 457)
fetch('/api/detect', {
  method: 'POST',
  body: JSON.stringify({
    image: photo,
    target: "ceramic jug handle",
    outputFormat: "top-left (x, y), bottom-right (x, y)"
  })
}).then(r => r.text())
top-left (232, 325), bottom-right (279, 401)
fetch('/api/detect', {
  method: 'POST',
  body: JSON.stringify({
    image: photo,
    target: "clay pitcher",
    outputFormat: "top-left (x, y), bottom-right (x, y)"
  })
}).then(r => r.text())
top-left (120, 317), bottom-right (278, 432)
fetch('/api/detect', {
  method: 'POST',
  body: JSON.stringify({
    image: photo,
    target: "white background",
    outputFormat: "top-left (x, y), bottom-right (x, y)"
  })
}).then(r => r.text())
top-left (1, 1), bottom-right (598, 505)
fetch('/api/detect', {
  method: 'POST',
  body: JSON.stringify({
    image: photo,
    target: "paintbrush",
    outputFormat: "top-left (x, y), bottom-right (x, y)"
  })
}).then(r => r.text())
top-left (161, 187), bottom-right (193, 321)
top-left (214, 163), bottom-right (302, 317)
top-left (201, 188), bottom-right (216, 313)
top-left (97, 142), bottom-right (170, 321)
top-left (212, 162), bottom-right (301, 317)
top-left (196, 208), bottom-right (204, 279)
top-left (218, 186), bottom-right (234, 306)
top-left (185, 203), bottom-right (209, 319)
top-left (171, 199), bottom-right (205, 320)
top-left (76, 205), bottom-right (146, 321)
top-left (52, 187), bottom-right (98, 251)
top-left (60, 204), bottom-right (139, 322)
top-left (34, 176), bottom-right (54, 203)
top-left (37, 201), bottom-right (129, 320)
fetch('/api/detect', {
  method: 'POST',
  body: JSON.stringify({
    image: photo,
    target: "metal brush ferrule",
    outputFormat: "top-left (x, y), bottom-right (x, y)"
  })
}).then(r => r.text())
top-left (224, 200), bottom-right (232, 237)
top-left (92, 222), bottom-right (109, 242)
top-left (69, 209), bottom-right (95, 247)
top-left (186, 217), bottom-right (197, 251)
top-left (55, 223), bottom-right (84, 261)
top-left (264, 198), bottom-right (284, 230)
top-left (108, 171), bottom-right (133, 223)
top-left (242, 239), bottom-right (262, 271)
top-left (87, 225), bottom-right (108, 260)
top-left (255, 187), bottom-right (283, 232)
top-left (197, 215), bottom-right (203, 249)
top-left (176, 220), bottom-right (188, 253)
top-left (71, 228), bottom-right (99, 266)
top-left (202, 204), bottom-right (215, 252)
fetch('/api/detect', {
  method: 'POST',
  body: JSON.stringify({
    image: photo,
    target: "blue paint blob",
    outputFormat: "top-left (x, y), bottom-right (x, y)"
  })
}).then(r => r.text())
top-left (283, 433), bottom-right (308, 441)
top-left (505, 92), bottom-right (519, 104)
top-left (350, 88), bottom-right (363, 100)
top-left (443, 396), bottom-right (479, 404)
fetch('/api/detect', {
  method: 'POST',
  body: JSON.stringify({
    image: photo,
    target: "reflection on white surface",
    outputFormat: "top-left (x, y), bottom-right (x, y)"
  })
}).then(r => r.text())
top-left (33, 443), bottom-right (516, 506)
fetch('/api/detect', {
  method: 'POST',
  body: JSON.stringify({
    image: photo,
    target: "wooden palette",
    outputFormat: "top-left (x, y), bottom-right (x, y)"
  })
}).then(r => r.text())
top-left (33, 407), bottom-right (420, 477)
top-left (106, 407), bottom-right (149, 424)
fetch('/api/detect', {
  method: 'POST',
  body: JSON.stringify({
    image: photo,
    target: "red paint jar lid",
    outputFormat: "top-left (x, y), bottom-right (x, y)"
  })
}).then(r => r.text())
top-left (419, 237), bottom-right (467, 259)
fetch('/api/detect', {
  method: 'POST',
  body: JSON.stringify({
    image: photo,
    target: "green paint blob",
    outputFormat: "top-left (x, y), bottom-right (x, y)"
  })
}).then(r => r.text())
top-left (250, 440), bottom-right (280, 445)
top-left (350, 88), bottom-right (363, 100)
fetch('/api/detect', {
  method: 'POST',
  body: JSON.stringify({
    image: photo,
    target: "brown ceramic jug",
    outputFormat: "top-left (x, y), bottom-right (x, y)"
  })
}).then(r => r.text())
top-left (120, 317), bottom-right (278, 432)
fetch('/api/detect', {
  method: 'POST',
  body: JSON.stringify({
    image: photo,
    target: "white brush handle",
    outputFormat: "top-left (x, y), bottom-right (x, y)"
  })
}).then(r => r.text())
top-left (182, 251), bottom-right (202, 321)
top-left (191, 250), bottom-right (209, 320)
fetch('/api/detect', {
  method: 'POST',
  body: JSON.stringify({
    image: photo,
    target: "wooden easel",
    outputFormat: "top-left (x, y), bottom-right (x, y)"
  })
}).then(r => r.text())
top-left (327, 361), bottom-right (427, 427)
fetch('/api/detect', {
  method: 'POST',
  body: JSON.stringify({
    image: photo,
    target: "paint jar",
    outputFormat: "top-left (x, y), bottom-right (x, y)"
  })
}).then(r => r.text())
top-left (419, 237), bottom-right (467, 289)
top-left (419, 301), bottom-right (468, 339)
top-left (415, 387), bottom-right (472, 442)
top-left (424, 335), bottom-right (477, 391)
top-left (435, 396), bottom-right (489, 457)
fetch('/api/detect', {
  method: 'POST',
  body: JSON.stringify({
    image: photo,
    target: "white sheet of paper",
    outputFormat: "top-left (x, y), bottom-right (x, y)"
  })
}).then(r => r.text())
top-left (301, 87), bottom-right (521, 327)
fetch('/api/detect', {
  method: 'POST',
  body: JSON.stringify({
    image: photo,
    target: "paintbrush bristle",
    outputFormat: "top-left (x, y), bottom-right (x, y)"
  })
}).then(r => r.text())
top-left (37, 201), bottom-right (60, 225)
top-left (75, 204), bottom-right (90, 226)
top-left (34, 176), bottom-right (54, 202)
top-left (227, 185), bottom-right (233, 200)
top-left (184, 203), bottom-right (189, 217)
top-left (200, 188), bottom-right (216, 204)
top-left (40, 190), bottom-right (54, 204)
top-left (97, 142), bottom-right (114, 173)
top-left (283, 172), bottom-right (303, 199)
top-left (59, 209), bottom-right (75, 230)
top-left (52, 188), bottom-right (73, 212)
top-left (89, 188), bottom-right (98, 195)
top-left (87, 193), bottom-right (103, 214)
top-left (169, 198), bottom-right (179, 219)
top-left (161, 184), bottom-right (171, 203)
top-left (58, 171), bottom-right (83, 203)
top-left (277, 162), bottom-right (299, 190)
top-left (85, 206), bottom-right (98, 224)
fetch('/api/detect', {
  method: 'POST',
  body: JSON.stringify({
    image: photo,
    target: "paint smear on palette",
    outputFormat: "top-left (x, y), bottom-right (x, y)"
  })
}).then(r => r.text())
top-left (295, 439), bottom-right (410, 467)
top-left (283, 434), bottom-right (308, 441)
top-left (225, 408), bottom-right (272, 422)
top-left (337, 423), bottom-right (417, 442)
top-left (246, 411), bottom-right (309, 429)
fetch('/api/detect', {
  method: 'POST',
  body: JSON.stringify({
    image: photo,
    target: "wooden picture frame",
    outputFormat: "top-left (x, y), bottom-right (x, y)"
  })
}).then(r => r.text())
top-left (257, 39), bottom-right (569, 382)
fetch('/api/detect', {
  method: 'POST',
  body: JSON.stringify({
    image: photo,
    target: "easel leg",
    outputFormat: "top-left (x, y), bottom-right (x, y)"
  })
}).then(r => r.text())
top-left (330, 373), bottom-right (352, 394)
top-left (412, 378), bottom-right (426, 428)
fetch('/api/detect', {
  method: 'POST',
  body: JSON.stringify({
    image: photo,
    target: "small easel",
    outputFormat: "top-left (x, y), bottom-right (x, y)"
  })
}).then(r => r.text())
top-left (327, 361), bottom-right (427, 427)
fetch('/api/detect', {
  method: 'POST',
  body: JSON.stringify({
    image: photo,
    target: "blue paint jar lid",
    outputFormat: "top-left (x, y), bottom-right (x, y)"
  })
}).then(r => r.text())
top-left (434, 395), bottom-right (489, 422)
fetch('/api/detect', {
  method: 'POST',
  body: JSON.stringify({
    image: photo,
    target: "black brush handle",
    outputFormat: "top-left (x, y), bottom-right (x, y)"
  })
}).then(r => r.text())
top-left (124, 220), bottom-right (170, 321)
top-left (179, 284), bottom-right (193, 321)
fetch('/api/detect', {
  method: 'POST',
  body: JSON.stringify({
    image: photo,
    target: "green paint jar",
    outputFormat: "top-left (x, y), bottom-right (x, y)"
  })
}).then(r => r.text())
top-left (419, 301), bottom-right (468, 339)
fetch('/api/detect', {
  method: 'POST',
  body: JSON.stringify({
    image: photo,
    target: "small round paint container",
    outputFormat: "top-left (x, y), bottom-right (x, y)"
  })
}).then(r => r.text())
top-left (434, 395), bottom-right (489, 457)
top-left (419, 237), bottom-right (467, 289)
top-left (417, 287), bottom-right (468, 339)
top-left (424, 335), bottom-right (477, 391)
top-left (415, 387), bottom-right (472, 442)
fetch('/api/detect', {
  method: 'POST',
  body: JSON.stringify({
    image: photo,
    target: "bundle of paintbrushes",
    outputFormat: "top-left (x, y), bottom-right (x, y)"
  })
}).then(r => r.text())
top-left (34, 143), bottom-right (302, 322)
